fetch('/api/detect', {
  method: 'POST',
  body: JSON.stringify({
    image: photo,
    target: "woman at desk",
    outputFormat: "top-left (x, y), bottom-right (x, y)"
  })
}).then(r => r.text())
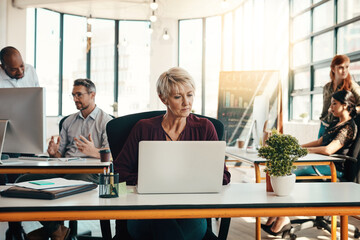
top-left (262, 90), bottom-right (357, 236)
top-left (114, 67), bottom-right (231, 240)
top-left (318, 54), bottom-right (360, 138)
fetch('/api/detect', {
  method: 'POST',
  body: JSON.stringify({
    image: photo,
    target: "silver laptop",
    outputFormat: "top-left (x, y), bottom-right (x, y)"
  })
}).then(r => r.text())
top-left (137, 141), bottom-right (226, 194)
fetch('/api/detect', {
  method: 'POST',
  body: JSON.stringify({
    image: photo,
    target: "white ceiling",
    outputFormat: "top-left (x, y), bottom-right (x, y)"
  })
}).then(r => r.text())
top-left (13, 0), bottom-right (245, 20)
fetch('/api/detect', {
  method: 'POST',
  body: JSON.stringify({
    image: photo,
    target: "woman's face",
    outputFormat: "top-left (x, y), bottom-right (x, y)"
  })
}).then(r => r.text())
top-left (329, 97), bottom-right (346, 117)
top-left (332, 61), bottom-right (350, 81)
top-left (164, 84), bottom-right (194, 118)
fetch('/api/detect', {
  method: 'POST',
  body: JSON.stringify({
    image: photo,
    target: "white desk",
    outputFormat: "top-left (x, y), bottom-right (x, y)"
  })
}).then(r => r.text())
top-left (226, 146), bottom-right (345, 240)
top-left (226, 147), bottom-right (343, 183)
top-left (0, 158), bottom-right (110, 174)
top-left (0, 183), bottom-right (359, 240)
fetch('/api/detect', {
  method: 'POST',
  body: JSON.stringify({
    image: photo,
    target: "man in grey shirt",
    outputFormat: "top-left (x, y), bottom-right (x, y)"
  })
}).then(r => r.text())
top-left (23, 79), bottom-right (113, 240)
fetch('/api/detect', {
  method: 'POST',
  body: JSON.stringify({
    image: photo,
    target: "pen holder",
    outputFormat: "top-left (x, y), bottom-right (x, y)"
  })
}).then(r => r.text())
top-left (99, 173), bottom-right (119, 198)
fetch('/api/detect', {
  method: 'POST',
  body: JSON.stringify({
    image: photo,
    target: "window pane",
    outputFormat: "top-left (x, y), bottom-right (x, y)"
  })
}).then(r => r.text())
top-left (312, 94), bottom-right (323, 120)
top-left (234, 7), bottom-right (243, 69)
top-left (337, 21), bottom-right (360, 54)
top-left (292, 11), bottom-right (310, 41)
top-left (179, 19), bottom-right (203, 114)
top-left (204, 16), bottom-right (221, 118)
top-left (292, 95), bottom-right (310, 120)
top-left (338, 0), bottom-right (360, 23)
top-left (292, 0), bottom-right (311, 15)
top-left (313, 1), bottom-right (334, 32)
top-left (118, 21), bottom-right (151, 116)
top-left (314, 67), bottom-right (331, 87)
top-left (62, 15), bottom-right (87, 116)
top-left (223, 12), bottom-right (233, 71)
top-left (293, 71), bottom-right (310, 90)
top-left (36, 9), bottom-right (59, 116)
top-left (91, 19), bottom-right (115, 115)
top-left (292, 40), bottom-right (310, 67)
top-left (313, 31), bottom-right (333, 62)
top-left (350, 61), bottom-right (360, 83)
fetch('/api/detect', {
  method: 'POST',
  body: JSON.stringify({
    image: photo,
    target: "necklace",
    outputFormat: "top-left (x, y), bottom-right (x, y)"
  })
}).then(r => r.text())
top-left (163, 130), bottom-right (183, 141)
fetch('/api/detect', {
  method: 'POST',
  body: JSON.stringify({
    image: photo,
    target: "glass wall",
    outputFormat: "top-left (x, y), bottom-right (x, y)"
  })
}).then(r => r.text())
top-left (33, 9), bottom-right (151, 117)
top-left (178, 19), bottom-right (203, 114)
top-left (35, 9), bottom-right (60, 116)
top-left (90, 18), bottom-right (115, 114)
top-left (117, 21), bottom-right (151, 116)
top-left (290, 0), bottom-right (360, 120)
top-left (62, 14), bottom-right (87, 115)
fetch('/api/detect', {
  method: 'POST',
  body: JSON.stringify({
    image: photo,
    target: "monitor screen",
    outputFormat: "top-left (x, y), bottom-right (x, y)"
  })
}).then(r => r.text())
top-left (0, 87), bottom-right (46, 156)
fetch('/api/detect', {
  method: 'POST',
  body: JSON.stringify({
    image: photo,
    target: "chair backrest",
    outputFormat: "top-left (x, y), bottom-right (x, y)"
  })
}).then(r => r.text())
top-left (59, 115), bottom-right (70, 133)
top-left (106, 111), bottom-right (224, 160)
top-left (343, 114), bottom-right (360, 183)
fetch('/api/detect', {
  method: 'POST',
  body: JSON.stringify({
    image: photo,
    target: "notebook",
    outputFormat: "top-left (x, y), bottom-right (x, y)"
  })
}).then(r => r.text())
top-left (137, 141), bottom-right (226, 194)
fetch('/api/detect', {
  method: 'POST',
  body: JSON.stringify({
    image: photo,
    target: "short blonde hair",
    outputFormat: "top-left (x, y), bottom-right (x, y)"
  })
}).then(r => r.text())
top-left (156, 67), bottom-right (195, 99)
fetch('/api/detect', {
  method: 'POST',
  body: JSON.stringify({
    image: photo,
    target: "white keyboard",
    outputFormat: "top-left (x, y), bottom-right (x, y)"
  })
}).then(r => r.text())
top-left (18, 156), bottom-right (52, 161)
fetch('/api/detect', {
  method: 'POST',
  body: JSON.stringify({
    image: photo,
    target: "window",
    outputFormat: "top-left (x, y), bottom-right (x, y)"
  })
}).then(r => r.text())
top-left (313, 31), bottom-right (333, 62)
top-left (292, 11), bottom-right (310, 41)
top-left (36, 9), bottom-right (60, 116)
top-left (289, 0), bottom-right (360, 121)
top-left (117, 21), bottom-right (151, 116)
top-left (62, 15), bottom-right (87, 116)
top-left (33, 10), bottom-right (151, 117)
top-left (337, 21), bottom-right (360, 55)
top-left (91, 19), bottom-right (115, 115)
top-left (313, 0), bottom-right (334, 33)
top-left (338, 0), bottom-right (360, 23)
top-left (179, 19), bottom-right (203, 114)
top-left (204, 16), bottom-right (222, 118)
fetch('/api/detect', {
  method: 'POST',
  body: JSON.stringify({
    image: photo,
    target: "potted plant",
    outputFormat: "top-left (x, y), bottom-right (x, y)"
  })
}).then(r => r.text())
top-left (299, 112), bottom-right (309, 123)
top-left (258, 130), bottom-right (308, 196)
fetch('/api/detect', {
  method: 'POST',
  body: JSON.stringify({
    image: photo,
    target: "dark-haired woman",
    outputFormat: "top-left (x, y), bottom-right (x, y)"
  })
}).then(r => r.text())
top-left (262, 90), bottom-right (357, 236)
top-left (319, 54), bottom-right (360, 138)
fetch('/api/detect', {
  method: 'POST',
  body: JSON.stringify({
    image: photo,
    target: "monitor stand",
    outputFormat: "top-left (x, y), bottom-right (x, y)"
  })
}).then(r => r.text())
top-left (0, 120), bottom-right (9, 160)
top-left (244, 120), bottom-right (259, 152)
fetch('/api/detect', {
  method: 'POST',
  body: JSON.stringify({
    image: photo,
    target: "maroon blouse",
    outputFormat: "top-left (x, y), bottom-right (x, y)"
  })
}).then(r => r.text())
top-left (114, 114), bottom-right (231, 186)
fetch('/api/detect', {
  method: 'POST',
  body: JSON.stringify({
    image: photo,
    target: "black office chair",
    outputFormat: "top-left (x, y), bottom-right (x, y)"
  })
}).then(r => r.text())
top-left (288, 115), bottom-right (360, 240)
top-left (60, 115), bottom-right (116, 240)
top-left (103, 110), bottom-right (230, 240)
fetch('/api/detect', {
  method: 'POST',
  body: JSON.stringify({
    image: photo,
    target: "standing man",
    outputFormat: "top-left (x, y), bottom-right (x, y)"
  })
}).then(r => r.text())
top-left (22, 78), bottom-right (113, 240)
top-left (0, 46), bottom-right (39, 87)
top-left (0, 46), bottom-right (40, 240)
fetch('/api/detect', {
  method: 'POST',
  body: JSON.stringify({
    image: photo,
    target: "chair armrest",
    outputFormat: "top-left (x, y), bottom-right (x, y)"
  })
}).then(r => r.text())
top-left (330, 154), bottom-right (358, 162)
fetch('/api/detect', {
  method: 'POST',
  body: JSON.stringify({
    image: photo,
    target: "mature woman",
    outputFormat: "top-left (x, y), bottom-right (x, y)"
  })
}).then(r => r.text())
top-left (114, 67), bottom-right (231, 240)
top-left (262, 90), bottom-right (357, 236)
top-left (319, 54), bottom-right (360, 138)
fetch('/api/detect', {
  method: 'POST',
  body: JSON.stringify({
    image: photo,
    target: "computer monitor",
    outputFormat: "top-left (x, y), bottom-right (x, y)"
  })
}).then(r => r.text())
top-left (0, 87), bottom-right (46, 159)
top-left (244, 94), bottom-right (269, 151)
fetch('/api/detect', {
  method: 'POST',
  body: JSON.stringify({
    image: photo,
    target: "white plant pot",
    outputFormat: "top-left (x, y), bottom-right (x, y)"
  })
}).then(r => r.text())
top-left (270, 174), bottom-right (296, 196)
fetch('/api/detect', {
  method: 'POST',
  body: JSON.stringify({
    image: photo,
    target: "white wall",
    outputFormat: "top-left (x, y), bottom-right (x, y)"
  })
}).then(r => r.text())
top-left (1, 0), bottom-right (27, 59)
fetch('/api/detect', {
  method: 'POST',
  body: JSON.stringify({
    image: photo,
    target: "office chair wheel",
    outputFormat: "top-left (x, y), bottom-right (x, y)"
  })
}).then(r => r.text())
top-left (289, 233), bottom-right (297, 240)
top-left (354, 228), bottom-right (360, 238)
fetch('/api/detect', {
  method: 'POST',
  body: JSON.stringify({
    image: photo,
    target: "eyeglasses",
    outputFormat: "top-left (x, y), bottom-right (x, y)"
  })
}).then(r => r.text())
top-left (70, 92), bottom-right (90, 99)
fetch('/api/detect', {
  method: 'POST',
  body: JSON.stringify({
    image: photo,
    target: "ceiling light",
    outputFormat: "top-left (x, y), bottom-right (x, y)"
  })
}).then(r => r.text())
top-left (162, 29), bottom-right (170, 40)
top-left (150, 0), bottom-right (158, 10)
top-left (150, 11), bottom-right (157, 22)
